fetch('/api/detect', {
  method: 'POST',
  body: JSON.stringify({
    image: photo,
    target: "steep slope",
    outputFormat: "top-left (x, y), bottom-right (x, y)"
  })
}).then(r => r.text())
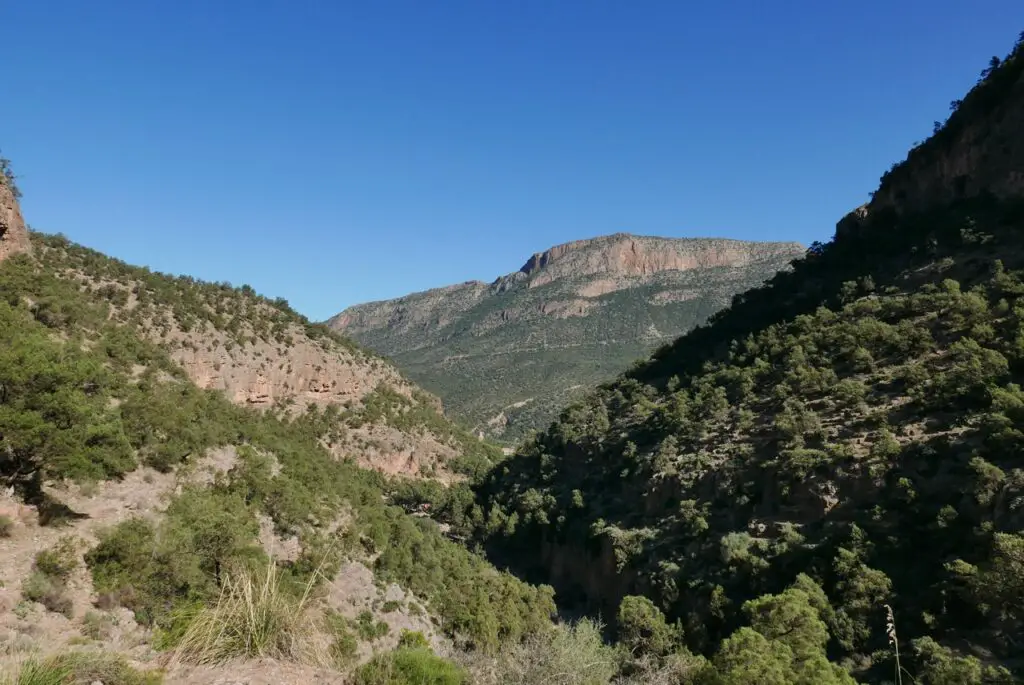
top-left (469, 33), bottom-right (1024, 684)
top-left (27, 233), bottom-right (499, 480)
top-left (0, 155), bottom-right (31, 262)
top-left (329, 234), bottom-right (804, 443)
top-left (0, 181), bottom-right (555, 681)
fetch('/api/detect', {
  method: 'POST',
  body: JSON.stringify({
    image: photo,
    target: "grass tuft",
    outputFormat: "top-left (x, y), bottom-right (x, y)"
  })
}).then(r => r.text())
top-left (169, 561), bottom-right (324, 666)
top-left (2, 651), bottom-right (160, 685)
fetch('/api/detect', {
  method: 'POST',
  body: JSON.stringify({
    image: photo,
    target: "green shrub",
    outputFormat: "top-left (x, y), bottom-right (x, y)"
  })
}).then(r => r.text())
top-left (461, 619), bottom-right (618, 685)
top-left (34, 536), bottom-right (78, 579)
top-left (398, 629), bottom-right (430, 649)
top-left (15, 651), bottom-right (162, 685)
top-left (0, 514), bottom-right (13, 538)
top-left (325, 610), bottom-right (359, 668)
top-left (353, 647), bottom-right (467, 685)
top-left (22, 570), bottom-right (73, 617)
top-left (355, 610), bottom-right (390, 640)
top-left (82, 610), bottom-right (117, 641)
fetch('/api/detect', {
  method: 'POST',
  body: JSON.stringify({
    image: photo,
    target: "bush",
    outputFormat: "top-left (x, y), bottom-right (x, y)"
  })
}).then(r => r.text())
top-left (325, 610), bottom-right (359, 668)
top-left (462, 619), bottom-right (617, 685)
top-left (12, 651), bottom-right (162, 685)
top-left (617, 595), bottom-right (682, 658)
top-left (0, 514), bottom-right (13, 538)
top-left (398, 629), bottom-right (430, 649)
top-left (22, 570), bottom-right (73, 617)
top-left (355, 609), bottom-right (390, 640)
top-left (34, 536), bottom-right (78, 579)
top-left (170, 562), bottom-right (320, 666)
top-left (353, 647), bottom-right (467, 685)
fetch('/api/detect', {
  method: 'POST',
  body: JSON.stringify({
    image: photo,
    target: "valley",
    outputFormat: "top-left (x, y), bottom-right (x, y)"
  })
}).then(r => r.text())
top-left (1, 24), bottom-right (1023, 685)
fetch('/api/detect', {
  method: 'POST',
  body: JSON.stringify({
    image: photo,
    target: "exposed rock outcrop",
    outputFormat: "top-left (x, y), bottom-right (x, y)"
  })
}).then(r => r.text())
top-left (837, 38), bottom-right (1024, 237)
top-left (0, 178), bottom-right (30, 262)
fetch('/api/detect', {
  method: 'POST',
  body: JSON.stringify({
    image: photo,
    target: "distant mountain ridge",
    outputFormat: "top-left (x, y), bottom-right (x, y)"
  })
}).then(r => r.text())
top-left (328, 233), bottom-right (804, 442)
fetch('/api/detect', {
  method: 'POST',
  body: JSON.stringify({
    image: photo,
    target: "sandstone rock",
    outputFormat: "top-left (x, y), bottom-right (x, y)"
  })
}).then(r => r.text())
top-left (0, 177), bottom-right (30, 262)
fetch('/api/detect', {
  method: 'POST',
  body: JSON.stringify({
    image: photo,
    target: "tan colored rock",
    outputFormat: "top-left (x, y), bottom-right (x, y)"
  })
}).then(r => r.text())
top-left (0, 178), bottom-right (30, 262)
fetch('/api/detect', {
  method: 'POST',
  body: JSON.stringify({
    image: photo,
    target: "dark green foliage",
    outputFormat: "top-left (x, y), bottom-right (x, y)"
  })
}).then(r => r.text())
top-left (616, 595), bottom-right (683, 658)
top-left (473, 174), bottom-right (1024, 680)
top-left (325, 609), bottom-right (359, 667)
top-left (0, 295), bottom-right (135, 489)
top-left (356, 609), bottom-right (391, 640)
top-left (22, 536), bottom-right (79, 616)
top-left (85, 487), bottom-right (264, 627)
top-left (353, 647), bottom-right (468, 685)
top-left (0, 150), bottom-right (20, 198)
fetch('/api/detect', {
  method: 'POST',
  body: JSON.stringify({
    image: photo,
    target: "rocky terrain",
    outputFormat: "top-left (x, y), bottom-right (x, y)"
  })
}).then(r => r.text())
top-left (25, 233), bottom-right (497, 481)
top-left (329, 234), bottom-right (804, 443)
top-left (0, 158), bottom-right (31, 263)
top-left (0, 167), bottom-right (550, 684)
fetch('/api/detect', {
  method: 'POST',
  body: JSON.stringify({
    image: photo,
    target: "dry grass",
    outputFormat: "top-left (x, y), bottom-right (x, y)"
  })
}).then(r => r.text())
top-left (0, 651), bottom-right (161, 685)
top-left (461, 618), bottom-right (618, 685)
top-left (169, 561), bottom-right (328, 667)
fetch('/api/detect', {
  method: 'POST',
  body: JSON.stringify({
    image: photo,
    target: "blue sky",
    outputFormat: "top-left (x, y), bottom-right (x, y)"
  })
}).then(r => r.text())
top-left (2, 2), bottom-right (1022, 319)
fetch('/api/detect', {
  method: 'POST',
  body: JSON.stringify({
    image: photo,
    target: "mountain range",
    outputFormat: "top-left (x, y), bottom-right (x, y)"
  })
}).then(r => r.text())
top-left (329, 234), bottom-right (804, 442)
top-left (1, 28), bottom-right (1023, 685)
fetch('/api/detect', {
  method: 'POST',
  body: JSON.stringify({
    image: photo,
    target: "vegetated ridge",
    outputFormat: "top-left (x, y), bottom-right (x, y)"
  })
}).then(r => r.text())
top-left (329, 233), bottom-right (804, 443)
top-left (0, 159), bottom-right (557, 683)
top-left (437, 31), bottom-right (1024, 684)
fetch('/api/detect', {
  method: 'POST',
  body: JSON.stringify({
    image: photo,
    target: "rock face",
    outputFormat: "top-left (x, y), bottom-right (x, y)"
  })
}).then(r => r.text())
top-left (837, 38), bottom-right (1024, 236)
top-left (328, 234), bottom-right (804, 442)
top-left (0, 177), bottom-right (30, 262)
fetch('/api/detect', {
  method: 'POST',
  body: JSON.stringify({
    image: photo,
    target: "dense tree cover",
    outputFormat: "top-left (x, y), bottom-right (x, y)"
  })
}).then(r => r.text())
top-left (464, 40), bottom-right (1024, 682)
top-left (471, 196), bottom-right (1024, 682)
top-left (472, 197), bottom-right (1024, 682)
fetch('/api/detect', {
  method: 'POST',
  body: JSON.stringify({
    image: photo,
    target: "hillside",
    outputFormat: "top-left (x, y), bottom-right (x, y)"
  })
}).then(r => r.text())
top-left (28, 229), bottom-right (503, 481)
top-left (456, 32), bottom-right (1024, 685)
top-left (0, 159), bottom-right (802, 685)
top-left (329, 234), bottom-right (804, 443)
top-left (0, 168), bottom-right (561, 682)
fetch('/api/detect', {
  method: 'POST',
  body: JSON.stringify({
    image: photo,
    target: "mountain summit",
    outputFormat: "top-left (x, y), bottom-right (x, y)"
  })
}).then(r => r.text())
top-left (329, 233), bottom-right (804, 442)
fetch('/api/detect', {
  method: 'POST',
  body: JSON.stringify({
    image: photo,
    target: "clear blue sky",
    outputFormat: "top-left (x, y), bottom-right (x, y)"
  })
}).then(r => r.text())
top-left (3, 2), bottom-right (1022, 319)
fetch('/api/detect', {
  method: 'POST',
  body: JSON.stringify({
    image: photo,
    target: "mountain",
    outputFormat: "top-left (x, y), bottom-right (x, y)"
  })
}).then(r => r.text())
top-left (329, 234), bottom-right (804, 443)
top-left (458, 33), bottom-right (1024, 684)
top-left (0, 167), bottom-right (559, 683)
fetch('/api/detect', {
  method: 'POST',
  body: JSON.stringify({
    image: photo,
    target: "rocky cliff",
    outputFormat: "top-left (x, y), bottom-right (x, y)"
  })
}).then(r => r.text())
top-left (329, 234), bottom-right (804, 442)
top-left (0, 172), bottom-right (30, 262)
top-left (837, 34), bottom-right (1024, 235)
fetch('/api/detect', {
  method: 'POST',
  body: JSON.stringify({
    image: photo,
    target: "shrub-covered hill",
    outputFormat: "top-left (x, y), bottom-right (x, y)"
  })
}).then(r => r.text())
top-left (467, 33), bottom-right (1024, 684)
top-left (19, 230), bottom-right (502, 480)
top-left (0, 207), bottom-right (556, 681)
